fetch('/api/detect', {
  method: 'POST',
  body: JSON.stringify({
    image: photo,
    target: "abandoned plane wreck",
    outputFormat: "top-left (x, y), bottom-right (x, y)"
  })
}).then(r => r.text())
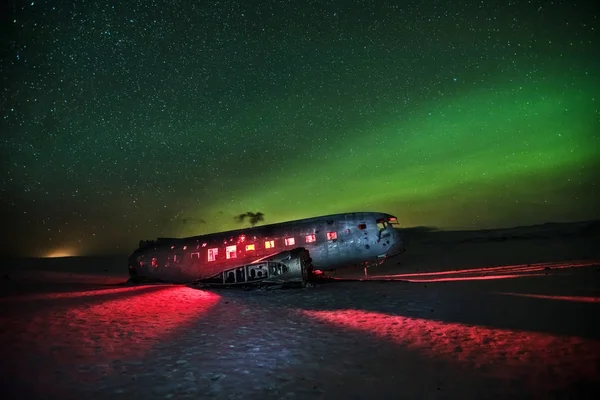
top-left (128, 211), bottom-right (405, 286)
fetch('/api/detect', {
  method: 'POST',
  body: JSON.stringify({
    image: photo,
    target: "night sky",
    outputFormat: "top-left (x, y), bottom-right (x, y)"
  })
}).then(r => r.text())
top-left (1, 0), bottom-right (598, 257)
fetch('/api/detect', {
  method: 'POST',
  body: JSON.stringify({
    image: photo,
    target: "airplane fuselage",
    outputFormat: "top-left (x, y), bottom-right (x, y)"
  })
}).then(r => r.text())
top-left (128, 211), bottom-right (404, 283)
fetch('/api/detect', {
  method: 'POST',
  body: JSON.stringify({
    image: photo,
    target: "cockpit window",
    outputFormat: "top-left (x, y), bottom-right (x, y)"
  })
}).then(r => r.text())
top-left (376, 218), bottom-right (393, 240)
top-left (376, 218), bottom-right (389, 231)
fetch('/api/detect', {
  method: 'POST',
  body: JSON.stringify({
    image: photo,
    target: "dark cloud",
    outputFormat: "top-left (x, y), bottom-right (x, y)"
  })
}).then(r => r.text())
top-left (235, 211), bottom-right (265, 226)
top-left (181, 217), bottom-right (206, 225)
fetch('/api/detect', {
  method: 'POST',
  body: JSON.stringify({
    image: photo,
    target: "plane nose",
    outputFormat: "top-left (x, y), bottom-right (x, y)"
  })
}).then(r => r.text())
top-left (386, 228), bottom-right (405, 258)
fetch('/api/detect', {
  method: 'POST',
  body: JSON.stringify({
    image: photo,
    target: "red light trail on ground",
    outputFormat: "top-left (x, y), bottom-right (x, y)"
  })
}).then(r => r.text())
top-left (396, 273), bottom-right (543, 282)
top-left (498, 292), bottom-right (600, 303)
top-left (367, 260), bottom-right (599, 282)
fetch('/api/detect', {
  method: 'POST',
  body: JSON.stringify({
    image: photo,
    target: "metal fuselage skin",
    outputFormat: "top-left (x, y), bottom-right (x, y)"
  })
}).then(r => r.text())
top-left (129, 211), bottom-right (404, 283)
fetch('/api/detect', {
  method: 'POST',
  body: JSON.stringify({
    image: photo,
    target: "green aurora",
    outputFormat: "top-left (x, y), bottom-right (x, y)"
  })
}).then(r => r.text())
top-left (1, 1), bottom-right (598, 257)
top-left (191, 70), bottom-right (599, 235)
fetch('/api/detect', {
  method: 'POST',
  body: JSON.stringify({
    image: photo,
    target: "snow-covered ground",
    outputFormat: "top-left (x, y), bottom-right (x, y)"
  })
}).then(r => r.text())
top-left (1, 228), bottom-right (599, 399)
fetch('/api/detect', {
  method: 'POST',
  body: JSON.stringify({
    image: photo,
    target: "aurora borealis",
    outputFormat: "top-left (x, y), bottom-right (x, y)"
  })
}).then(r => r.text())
top-left (1, 0), bottom-right (598, 257)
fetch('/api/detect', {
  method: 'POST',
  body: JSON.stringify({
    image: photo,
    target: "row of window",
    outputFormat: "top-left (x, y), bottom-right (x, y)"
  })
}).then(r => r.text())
top-left (147, 220), bottom-right (397, 266)
top-left (191, 231), bottom-right (340, 262)
top-left (179, 218), bottom-right (389, 263)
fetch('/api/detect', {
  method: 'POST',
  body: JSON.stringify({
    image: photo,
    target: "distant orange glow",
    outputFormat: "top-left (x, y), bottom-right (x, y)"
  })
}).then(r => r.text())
top-left (499, 292), bottom-right (600, 303)
top-left (44, 248), bottom-right (77, 258)
top-left (301, 309), bottom-right (600, 391)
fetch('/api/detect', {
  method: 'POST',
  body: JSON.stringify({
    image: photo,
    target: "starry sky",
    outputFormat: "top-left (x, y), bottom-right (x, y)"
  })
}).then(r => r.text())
top-left (1, 0), bottom-right (599, 257)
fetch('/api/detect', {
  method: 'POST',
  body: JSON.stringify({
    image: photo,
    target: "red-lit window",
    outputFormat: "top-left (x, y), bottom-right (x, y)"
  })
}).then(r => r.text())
top-left (245, 244), bottom-right (255, 251)
top-left (305, 234), bottom-right (316, 243)
top-left (285, 237), bottom-right (295, 246)
top-left (358, 223), bottom-right (367, 230)
top-left (183, 245), bottom-right (187, 250)
top-left (190, 252), bottom-right (200, 260)
top-left (208, 248), bottom-right (218, 262)
top-left (265, 240), bottom-right (275, 249)
top-left (226, 245), bottom-right (237, 259)
top-left (151, 257), bottom-right (158, 267)
top-left (327, 232), bottom-right (337, 240)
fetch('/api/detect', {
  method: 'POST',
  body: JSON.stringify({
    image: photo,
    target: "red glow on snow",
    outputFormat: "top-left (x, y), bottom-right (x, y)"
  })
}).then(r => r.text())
top-left (499, 292), bottom-right (600, 303)
top-left (301, 309), bottom-right (600, 391)
top-left (4, 286), bottom-right (220, 369)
